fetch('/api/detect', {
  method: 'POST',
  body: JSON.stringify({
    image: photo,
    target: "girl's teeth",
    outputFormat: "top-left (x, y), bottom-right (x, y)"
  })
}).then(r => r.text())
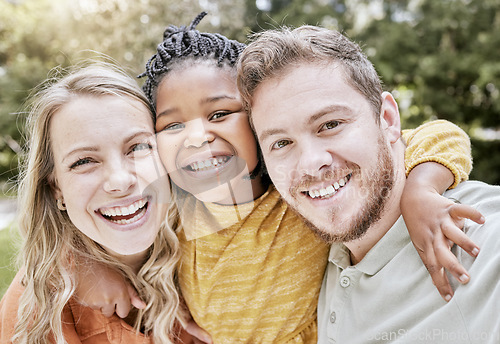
top-left (189, 157), bottom-right (228, 171)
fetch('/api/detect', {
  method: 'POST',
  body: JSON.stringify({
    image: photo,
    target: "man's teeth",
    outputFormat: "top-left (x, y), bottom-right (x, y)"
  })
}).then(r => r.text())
top-left (189, 157), bottom-right (227, 172)
top-left (308, 176), bottom-right (349, 199)
top-left (100, 199), bottom-right (146, 217)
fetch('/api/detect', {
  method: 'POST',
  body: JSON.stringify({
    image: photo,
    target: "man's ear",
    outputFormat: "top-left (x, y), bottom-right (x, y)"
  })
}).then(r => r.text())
top-left (379, 91), bottom-right (401, 144)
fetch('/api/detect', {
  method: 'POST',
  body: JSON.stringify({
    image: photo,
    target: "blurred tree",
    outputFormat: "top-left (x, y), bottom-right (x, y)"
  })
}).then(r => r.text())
top-left (0, 0), bottom-right (246, 194)
top-left (0, 0), bottom-right (499, 188)
top-left (355, 0), bottom-right (500, 184)
top-left (244, 0), bottom-right (500, 184)
top-left (244, 0), bottom-right (353, 34)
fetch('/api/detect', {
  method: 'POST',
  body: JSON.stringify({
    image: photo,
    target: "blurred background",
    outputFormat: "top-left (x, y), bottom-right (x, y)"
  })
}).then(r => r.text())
top-left (0, 0), bottom-right (499, 294)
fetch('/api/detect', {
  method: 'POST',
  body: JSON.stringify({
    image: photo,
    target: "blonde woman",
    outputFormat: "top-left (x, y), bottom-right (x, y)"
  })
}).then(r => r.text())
top-left (0, 64), bottom-right (184, 344)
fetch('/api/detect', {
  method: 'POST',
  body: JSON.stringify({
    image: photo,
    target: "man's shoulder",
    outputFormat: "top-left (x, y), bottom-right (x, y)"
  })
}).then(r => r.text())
top-left (445, 180), bottom-right (500, 212)
top-left (446, 181), bottom-right (500, 265)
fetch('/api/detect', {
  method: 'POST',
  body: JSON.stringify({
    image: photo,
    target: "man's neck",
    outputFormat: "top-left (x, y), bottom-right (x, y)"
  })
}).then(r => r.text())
top-left (345, 161), bottom-right (407, 265)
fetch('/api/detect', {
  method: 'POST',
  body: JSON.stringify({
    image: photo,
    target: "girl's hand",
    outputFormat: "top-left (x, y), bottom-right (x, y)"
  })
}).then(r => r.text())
top-left (74, 261), bottom-right (146, 318)
top-left (176, 316), bottom-right (213, 344)
top-left (401, 163), bottom-right (485, 301)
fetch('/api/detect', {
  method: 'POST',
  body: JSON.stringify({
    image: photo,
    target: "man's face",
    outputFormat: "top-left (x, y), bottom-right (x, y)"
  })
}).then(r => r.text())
top-left (251, 63), bottom-right (397, 243)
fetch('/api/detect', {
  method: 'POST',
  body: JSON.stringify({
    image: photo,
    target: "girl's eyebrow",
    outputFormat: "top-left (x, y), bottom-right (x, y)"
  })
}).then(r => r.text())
top-left (202, 94), bottom-right (237, 104)
top-left (156, 108), bottom-right (176, 120)
top-left (157, 95), bottom-right (239, 119)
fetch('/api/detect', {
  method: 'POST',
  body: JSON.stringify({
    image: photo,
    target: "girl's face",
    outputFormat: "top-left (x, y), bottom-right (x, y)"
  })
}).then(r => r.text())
top-left (50, 95), bottom-right (169, 266)
top-left (154, 64), bottom-right (264, 204)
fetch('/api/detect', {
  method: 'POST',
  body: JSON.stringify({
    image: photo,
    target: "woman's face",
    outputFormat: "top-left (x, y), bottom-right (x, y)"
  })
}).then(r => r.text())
top-left (50, 94), bottom-right (169, 263)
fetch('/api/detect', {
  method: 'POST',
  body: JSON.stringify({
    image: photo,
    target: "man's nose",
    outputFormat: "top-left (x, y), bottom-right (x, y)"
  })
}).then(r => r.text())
top-left (297, 141), bottom-right (333, 177)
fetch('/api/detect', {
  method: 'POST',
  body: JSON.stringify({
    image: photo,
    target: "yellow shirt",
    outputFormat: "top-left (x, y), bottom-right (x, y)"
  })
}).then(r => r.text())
top-left (177, 120), bottom-right (471, 344)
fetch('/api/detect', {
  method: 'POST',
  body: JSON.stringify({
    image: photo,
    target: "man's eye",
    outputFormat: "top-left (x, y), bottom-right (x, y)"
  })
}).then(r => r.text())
top-left (210, 112), bottom-right (230, 121)
top-left (321, 120), bottom-right (340, 131)
top-left (272, 139), bottom-right (291, 150)
top-left (70, 158), bottom-right (92, 169)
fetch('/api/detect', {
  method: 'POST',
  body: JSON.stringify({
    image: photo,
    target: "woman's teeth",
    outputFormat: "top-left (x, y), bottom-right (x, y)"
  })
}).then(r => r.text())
top-left (307, 175), bottom-right (350, 199)
top-left (99, 198), bottom-right (147, 224)
top-left (188, 156), bottom-right (229, 172)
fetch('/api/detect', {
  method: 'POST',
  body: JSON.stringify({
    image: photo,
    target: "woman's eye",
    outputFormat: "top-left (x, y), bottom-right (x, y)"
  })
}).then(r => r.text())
top-left (132, 142), bottom-right (152, 151)
top-left (210, 112), bottom-right (230, 121)
top-left (321, 120), bottom-right (340, 131)
top-left (163, 123), bottom-right (185, 131)
top-left (70, 158), bottom-right (92, 169)
top-left (272, 139), bottom-right (291, 150)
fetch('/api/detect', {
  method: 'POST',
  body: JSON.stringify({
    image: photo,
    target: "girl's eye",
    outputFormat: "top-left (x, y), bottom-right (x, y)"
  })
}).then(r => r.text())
top-left (70, 158), bottom-right (93, 169)
top-left (163, 123), bottom-right (185, 131)
top-left (320, 120), bottom-right (340, 131)
top-left (272, 139), bottom-right (291, 150)
top-left (210, 112), bottom-right (230, 121)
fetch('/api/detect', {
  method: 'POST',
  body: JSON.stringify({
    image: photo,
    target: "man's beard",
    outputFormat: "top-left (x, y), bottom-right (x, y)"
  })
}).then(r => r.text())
top-left (289, 137), bottom-right (395, 244)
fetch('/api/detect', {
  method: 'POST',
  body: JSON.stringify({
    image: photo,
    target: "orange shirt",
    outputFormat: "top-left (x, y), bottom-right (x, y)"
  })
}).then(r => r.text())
top-left (0, 272), bottom-right (153, 344)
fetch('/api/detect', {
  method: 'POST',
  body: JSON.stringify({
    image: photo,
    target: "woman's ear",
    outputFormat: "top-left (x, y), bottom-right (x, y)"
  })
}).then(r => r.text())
top-left (379, 91), bottom-right (401, 144)
top-left (49, 173), bottom-right (65, 210)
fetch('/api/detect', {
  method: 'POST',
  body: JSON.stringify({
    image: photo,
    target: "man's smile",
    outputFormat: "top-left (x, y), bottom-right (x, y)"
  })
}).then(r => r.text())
top-left (303, 174), bottom-right (352, 200)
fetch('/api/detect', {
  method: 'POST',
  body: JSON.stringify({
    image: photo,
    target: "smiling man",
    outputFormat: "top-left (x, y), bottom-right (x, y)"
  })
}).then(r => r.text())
top-left (237, 26), bottom-right (500, 343)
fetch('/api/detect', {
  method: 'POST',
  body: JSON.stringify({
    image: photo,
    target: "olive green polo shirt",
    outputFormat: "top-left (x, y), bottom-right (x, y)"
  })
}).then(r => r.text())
top-left (318, 181), bottom-right (500, 343)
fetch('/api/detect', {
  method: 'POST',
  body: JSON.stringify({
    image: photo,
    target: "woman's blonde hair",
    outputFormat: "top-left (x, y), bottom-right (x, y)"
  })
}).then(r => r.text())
top-left (13, 62), bottom-right (182, 344)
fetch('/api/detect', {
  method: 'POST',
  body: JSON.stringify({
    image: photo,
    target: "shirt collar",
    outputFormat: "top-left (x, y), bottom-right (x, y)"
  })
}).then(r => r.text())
top-left (328, 216), bottom-right (410, 275)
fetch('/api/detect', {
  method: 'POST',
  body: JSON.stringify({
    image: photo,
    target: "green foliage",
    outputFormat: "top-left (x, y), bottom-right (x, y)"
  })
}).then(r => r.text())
top-left (0, 225), bottom-right (20, 297)
top-left (0, 0), bottom-right (499, 186)
top-left (245, 0), bottom-right (500, 185)
top-left (0, 0), bottom-right (245, 196)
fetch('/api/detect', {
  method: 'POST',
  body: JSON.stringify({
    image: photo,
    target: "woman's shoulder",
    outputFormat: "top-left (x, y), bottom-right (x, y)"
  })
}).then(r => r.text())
top-left (0, 271), bottom-right (24, 343)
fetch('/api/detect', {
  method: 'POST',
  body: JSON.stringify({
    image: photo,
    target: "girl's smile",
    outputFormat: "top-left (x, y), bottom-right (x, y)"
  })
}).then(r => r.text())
top-left (155, 64), bottom-right (265, 204)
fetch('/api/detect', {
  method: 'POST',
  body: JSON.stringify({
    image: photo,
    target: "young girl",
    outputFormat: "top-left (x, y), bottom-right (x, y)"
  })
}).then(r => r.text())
top-left (0, 64), bottom-right (183, 344)
top-left (80, 13), bottom-right (482, 343)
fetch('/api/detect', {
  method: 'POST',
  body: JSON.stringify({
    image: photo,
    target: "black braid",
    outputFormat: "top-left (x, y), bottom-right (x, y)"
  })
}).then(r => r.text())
top-left (139, 12), bottom-right (246, 106)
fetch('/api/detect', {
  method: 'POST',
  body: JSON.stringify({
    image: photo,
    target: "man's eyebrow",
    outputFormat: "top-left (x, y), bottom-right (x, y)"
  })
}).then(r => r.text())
top-left (259, 105), bottom-right (351, 142)
top-left (259, 128), bottom-right (287, 143)
top-left (307, 105), bottom-right (351, 125)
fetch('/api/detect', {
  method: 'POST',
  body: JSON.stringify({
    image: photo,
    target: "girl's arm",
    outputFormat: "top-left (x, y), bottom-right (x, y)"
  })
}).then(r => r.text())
top-left (401, 120), bottom-right (484, 301)
top-left (73, 261), bottom-right (146, 318)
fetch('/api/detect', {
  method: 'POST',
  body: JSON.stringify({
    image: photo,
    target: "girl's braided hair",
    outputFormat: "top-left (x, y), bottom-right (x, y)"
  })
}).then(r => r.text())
top-left (140, 12), bottom-right (246, 106)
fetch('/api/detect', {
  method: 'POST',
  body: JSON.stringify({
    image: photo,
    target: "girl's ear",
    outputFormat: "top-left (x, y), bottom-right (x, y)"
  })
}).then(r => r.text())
top-left (379, 91), bottom-right (401, 144)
